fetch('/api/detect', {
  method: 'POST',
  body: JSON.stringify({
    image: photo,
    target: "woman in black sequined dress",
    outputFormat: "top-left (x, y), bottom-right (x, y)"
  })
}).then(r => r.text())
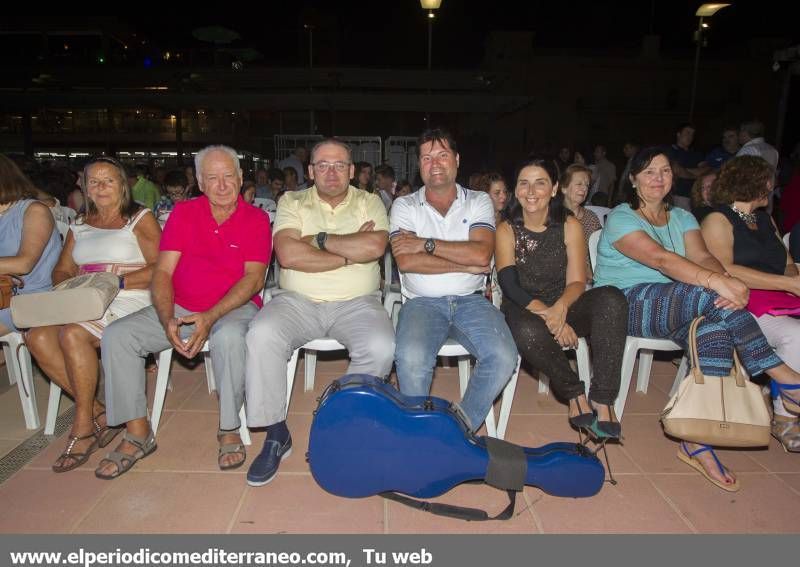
top-left (496, 157), bottom-right (628, 437)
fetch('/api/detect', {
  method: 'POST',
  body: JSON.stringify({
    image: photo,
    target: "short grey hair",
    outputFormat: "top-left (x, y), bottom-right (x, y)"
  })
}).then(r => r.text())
top-left (739, 120), bottom-right (765, 139)
top-left (194, 145), bottom-right (241, 178)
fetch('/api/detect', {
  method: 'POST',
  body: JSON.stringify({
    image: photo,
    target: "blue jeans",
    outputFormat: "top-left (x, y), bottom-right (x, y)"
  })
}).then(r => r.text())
top-left (394, 294), bottom-right (519, 431)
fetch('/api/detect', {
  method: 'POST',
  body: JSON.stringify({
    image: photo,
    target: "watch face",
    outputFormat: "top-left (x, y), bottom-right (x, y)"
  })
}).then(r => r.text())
top-left (424, 238), bottom-right (435, 254)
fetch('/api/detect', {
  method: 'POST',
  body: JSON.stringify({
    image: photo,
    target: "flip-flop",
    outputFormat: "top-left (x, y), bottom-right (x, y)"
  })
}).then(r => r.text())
top-left (677, 442), bottom-right (740, 493)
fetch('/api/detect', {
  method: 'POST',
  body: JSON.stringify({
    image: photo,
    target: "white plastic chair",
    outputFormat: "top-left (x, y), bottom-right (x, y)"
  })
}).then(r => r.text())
top-left (585, 206), bottom-right (611, 227)
top-left (55, 220), bottom-right (70, 241)
top-left (382, 250), bottom-right (402, 326)
top-left (588, 229), bottom-right (688, 419)
top-left (0, 331), bottom-right (40, 429)
top-left (287, 338), bottom-right (348, 395)
top-left (62, 207), bottom-right (77, 223)
top-left (253, 198), bottom-right (276, 224)
top-left (784, 233), bottom-right (790, 250)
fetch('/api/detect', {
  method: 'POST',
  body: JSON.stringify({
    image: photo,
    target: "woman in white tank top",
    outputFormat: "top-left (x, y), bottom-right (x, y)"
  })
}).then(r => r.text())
top-left (26, 157), bottom-right (162, 474)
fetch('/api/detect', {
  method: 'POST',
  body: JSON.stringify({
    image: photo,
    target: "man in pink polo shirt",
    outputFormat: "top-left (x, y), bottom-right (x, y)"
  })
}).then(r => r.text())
top-left (98, 145), bottom-right (271, 479)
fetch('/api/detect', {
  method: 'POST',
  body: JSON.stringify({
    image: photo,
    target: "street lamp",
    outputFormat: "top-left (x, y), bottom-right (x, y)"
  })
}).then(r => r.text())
top-left (420, 0), bottom-right (442, 124)
top-left (420, 0), bottom-right (442, 71)
top-left (304, 23), bottom-right (315, 134)
top-left (689, 3), bottom-right (730, 121)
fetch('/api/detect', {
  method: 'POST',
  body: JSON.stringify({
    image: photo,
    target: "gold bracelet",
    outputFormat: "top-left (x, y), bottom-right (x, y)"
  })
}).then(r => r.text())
top-left (706, 272), bottom-right (717, 288)
top-left (694, 269), bottom-right (704, 286)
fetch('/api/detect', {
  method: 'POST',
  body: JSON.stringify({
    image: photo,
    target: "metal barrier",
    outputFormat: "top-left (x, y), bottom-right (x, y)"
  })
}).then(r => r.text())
top-left (337, 136), bottom-right (382, 168)
top-left (384, 136), bottom-right (418, 185)
top-left (275, 135), bottom-right (420, 187)
top-left (273, 134), bottom-right (324, 163)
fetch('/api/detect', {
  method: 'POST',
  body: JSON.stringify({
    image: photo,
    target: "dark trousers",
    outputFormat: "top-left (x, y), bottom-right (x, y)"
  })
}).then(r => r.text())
top-left (502, 286), bottom-right (628, 405)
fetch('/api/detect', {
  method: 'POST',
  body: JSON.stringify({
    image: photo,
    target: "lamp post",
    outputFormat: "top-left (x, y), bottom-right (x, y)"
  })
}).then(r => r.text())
top-left (420, 0), bottom-right (442, 123)
top-left (689, 3), bottom-right (730, 121)
top-left (304, 23), bottom-right (315, 134)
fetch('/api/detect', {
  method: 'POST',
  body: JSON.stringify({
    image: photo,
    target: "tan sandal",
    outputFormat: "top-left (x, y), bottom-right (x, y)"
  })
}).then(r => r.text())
top-left (217, 429), bottom-right (246, 471)
top-left (95, 430), bottom-right (157, 480)
top-left (52, 431), bottom-right (100, 473)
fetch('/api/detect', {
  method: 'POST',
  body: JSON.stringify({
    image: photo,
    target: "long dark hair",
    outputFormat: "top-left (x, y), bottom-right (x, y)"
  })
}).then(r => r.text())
top-left (0, 154), bottom-right (37, 205)
top-left (627, 146), bottom-right (673, 211)
top-left (503, 156), bottom-right (570, 227)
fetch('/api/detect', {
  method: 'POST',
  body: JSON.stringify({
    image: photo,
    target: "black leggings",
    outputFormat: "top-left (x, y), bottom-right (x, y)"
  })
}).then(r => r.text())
top-left (502, 286), bottom-right (628, 405)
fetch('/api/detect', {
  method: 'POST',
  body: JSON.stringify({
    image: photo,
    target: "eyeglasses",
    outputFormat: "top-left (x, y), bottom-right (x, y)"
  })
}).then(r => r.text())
top-left (312, 161), bottom-right (351, 173)
top-left (86, 177), bottom-right (120, 188)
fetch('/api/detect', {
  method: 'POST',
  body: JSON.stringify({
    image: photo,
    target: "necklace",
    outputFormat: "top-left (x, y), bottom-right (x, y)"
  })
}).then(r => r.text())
top-left (638, 206), bottom-right (676, 251)
top-left (730, 204), bottom-right (757, 225)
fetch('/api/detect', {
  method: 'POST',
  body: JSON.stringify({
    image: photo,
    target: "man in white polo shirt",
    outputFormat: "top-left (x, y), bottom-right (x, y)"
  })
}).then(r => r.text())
top-left (390, 128), bottom-right (518, 433)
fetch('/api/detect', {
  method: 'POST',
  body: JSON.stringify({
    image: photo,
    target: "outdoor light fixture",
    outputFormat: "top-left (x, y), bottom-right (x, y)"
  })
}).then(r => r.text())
top-left (420, 0), bottom-right (443, 70)
top-left (695, 3), bottom-right (730, 17)
top-left (420, 0), bottom-right (442, 10)
top-left (420, 0), bottom-right (442, 124)
top-left (689, 3), bottom-right (731, 120)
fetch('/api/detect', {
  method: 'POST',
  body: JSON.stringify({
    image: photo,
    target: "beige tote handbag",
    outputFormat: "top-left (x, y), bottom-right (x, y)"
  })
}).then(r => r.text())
top-left (10, 272), bottom-right (120, 328)
top-left (661, 316), bottom-right (770, 447)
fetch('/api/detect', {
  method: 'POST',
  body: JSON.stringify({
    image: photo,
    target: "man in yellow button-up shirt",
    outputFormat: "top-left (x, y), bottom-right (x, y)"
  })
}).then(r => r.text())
top-left (243, 138), bottom-right (395, 487)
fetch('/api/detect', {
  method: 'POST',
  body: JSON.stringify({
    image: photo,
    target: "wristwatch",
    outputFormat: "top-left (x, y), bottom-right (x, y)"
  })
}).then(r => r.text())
top-left (424, 237), bottom-right (436, 255)
top-left (316, 232), bottom-right (328, 251)
top-left (118, 276), bottom-right (125, 290)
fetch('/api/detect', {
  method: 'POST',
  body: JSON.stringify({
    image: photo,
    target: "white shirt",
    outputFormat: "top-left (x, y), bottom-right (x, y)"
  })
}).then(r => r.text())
top-left (737, 137), bottom-right (779, 169)
top-left (278, 155), bottom-right (307, 186)
top-left (378, 189), bottom-right (393, 212)
top-left (389, 184), bottom-right (495, 299)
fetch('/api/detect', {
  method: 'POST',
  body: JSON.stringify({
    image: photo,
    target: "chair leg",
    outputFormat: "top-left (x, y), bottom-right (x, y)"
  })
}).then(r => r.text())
top-left (669, 355), bottom-right (689, 397)
top-left (456, 356), bottom-right (471, 397)
top-left (4, 343), bottom-right (16, 386)
top-left (151, 349), bottom-right (174, 435)
top-left (495, 356), bottom-right (521, 440)
top-left (575, 339), bottom-right (591, 396)
top-left (44, 382), bottom-right (62, 435)
top-left (286, 348), bottom-right (301, 417)
top-left (538, 373), bottom-right (550, 394)
top-left (6, 338), bottom-right (40, 430)
top-left (304, 350), bottom-right (318, 392)
top-left (205, 352), bottom-right (216, 394)
top-left (615, 338), bottom-right (639, 421)
top-left (238, 405), bottom-right (251, 446)
top-left (635, 349), bottom-right (654, 393)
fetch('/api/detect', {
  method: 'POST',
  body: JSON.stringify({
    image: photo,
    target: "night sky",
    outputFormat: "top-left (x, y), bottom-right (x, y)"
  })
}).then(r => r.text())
top-left (5, 1), bottom-right (794, 69)
top-left (138, 0), bottom-right (798, 66)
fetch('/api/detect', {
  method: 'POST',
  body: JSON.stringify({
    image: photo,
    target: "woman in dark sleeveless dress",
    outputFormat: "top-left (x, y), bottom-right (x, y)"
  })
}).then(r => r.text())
top-left (701, 155), bottom-right (800, 452)
top-left (495, 157), bottom-right (628, 438)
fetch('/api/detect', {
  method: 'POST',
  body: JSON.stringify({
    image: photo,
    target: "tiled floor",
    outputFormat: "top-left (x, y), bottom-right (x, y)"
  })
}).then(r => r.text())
top-left (0, 354), bottom-right (799, 534)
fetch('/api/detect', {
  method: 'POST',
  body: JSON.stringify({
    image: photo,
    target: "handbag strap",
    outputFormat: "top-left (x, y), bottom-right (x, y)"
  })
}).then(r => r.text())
top-left (688, 316), bottom-right (746, 387)
top-left (0, 275), bottom-right (24, 290)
